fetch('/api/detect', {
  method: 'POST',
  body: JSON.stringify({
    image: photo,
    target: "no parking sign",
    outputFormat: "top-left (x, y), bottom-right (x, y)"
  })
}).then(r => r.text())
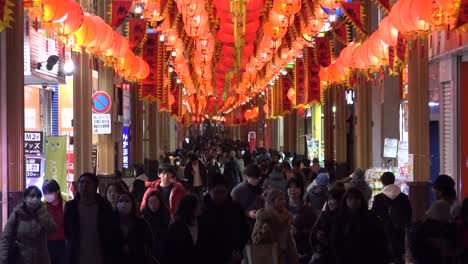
top-left (92, 91), bottom-right (112, 114)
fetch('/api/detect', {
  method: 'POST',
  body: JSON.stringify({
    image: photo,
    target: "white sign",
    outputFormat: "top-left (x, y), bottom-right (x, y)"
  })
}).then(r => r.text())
top-left (92, 114), bottom-right (112, 134)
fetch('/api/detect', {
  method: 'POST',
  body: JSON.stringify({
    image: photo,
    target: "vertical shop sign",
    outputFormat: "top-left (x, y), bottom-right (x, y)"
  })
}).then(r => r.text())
top-left (122, 126), bottom-right (130, 169)
top-left (24, 131), bottom-right (43, 155)
top-left (122, 84), bottom-right (131, 126)
top-left (248, 131), bottom-right (257, 152)
top-left (92, 145), bottom-right (98, 174)
top-left (45, 136), bottom-right (68, 191)
top-left (25, 156), bottom-right (42, 178)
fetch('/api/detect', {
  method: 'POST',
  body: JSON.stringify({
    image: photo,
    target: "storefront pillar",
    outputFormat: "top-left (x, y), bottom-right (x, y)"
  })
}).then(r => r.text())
top-left (147, 103), bottom-right (159, 160)
top-left (323, 88), bottom-right (334, 163)
top-left (1, 1), bottom-right (25, 225)
top-left (355, 76), bottom-right (373, 169)
top-left (296, 109), bottom-right (305, 155)
top-left (131, 86), bottom-right (144, 166)
top-left (96, 65), bottom-right (115, 178)
top-left (407, 35), bottom-right (431, 221)
top-left (334, 85), bottom-right (348, 178)
top-left (72, 51), bottom-right (93, 180)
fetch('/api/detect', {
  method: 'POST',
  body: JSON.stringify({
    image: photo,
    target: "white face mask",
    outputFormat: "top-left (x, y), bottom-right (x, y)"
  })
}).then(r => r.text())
top-left (44, 194), bottom-right (57, 203)
top-left (25, 197), bottom-right (42, 210)
top-left (117, 202), bottom-right (132, 215)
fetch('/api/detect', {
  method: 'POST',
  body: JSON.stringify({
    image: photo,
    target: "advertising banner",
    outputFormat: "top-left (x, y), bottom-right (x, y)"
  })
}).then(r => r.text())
top-left (45, 136), bottom-right (68, 191)
top-left (24, 131), bottom-right (43, 155)
top-left (123, 126), bottom-right (130, 169)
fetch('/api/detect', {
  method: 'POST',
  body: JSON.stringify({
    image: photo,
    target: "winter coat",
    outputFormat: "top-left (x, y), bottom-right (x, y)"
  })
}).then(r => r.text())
top-left (231, 182), bottom-right (264, 231)
top-left (263, 171), bottom-right (287, 194)
top-left (332, 208), bottom-right (388, 264)
top-left (199, 194), bottom-right (250, 264)
top-left (309, 209), bottom-right (340, 264)
top-left (252, 208), bottom-right (299, 264)
top-left (161, 219), bottom-right (203, 264)
top-left (345, 179), bottom-right (373, 203)
top-left (408, 219), bottom-right (458, 264)
top-left (140, 179), bottom-right (186, 216)
top-left (0, 204), bottom-right (57, 264)
top-left (184, 160), bottom-right (208, 190)
top-left (371, 184), bottom-right (412, 260)
top-left (223, 158), bottom-right (243, 190)
top-left (63, 194), bottom-right (124, 264)
top-left (287, 203), bottom-right (318, 264)
top-left (305, 186), bottom-right (329, 211)
top-left (141, 206), bottom-right (170, 260)
top-left (119, 217), bottom-right (154, 264)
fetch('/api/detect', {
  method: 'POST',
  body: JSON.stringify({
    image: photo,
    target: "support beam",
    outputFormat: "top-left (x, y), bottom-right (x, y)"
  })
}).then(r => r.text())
top-left (355, 75), bottom-right (372, 169)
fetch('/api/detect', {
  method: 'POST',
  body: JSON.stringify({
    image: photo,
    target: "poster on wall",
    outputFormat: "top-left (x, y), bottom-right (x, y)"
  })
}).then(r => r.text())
top-left (24, 131), bottom-right (43, 155)
top-left (248, 131), bottom-right (256, 152)
top-left (45, 136), bottom-right (68, 191)
top-left (306, 134), bottom-right (320, 161)
top-left (25, 156), bottom-right (42, 178)
top-left (383, 138), bottom-right (399, 158)
top-left (92, 113), bottom-right (112, 134)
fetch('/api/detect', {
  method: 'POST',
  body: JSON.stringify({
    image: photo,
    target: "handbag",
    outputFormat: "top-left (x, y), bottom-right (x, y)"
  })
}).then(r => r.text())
top-left (245, 243), bottom-right (279, 264)
top-left (7, 213), bottom-right (19, 264)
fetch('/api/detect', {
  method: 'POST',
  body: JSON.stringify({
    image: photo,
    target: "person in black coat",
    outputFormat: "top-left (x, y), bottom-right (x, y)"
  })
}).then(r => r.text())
top-left (64, 173), bottom-right (124, 264)
top-left (223, 151), bottom-right (243, 191)
top-left (116, 192), bottom-right (154, 264)
top-left (332, 187), bottom-right (388, 264)
top-left (199, 175), bottom-right (250, 264)
top-left (141, 190), bottom-right (171, 261)
top-left (161, 195), bottom-right (203, 264)
top-left (184, 154), bottom-right (208, 198)
top-left (371, 172), bottom-right (412, 264)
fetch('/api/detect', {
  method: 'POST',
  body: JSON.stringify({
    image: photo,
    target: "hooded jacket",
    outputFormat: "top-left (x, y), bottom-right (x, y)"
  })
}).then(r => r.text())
top-left (0, 204), bottom-right (57, 264)
top-left (263, 171), bottom-right (288, 194)
top-left (140, 179), bottom-right (187, 216)
top-left (306, 173), bottom-right (330, 210)
top-left (345, 176), bottom-right (373, 202)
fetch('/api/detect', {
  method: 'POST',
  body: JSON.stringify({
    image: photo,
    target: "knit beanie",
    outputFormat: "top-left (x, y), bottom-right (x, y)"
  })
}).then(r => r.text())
top-left (316, 173), bottom-right (330, 187)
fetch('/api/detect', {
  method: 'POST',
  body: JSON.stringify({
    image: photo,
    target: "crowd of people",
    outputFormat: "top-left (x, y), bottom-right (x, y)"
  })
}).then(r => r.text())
top-left (0, 137), bottom-right (468, 264)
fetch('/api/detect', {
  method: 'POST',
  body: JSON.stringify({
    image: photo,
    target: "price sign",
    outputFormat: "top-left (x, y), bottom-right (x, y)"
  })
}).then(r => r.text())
top-left (25, 156), bottom-right (42, 178)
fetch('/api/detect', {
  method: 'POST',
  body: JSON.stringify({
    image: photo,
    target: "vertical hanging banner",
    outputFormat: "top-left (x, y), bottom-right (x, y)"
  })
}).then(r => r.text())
top-left (127, 18), bottom-right (147, 49)
top-left (371, 0), bottom-right (390, 13)
top-left (0, 0), bottom-right (14, 32)
top-left (332, 22), bottom-right (352, 46)
top-left (122, 126), bottom-right (130, 169)
top-left (157, 36), bottom-right (169, 110)
top-left (455, 0), bottom-right (468, 29)
top-left (141, 33), bottom-right (158, 102)
top-left (295, 57), bottom-right (308, 108)
top-left (396, 33), bottom-right (407, 70)
top-left (307, 48), bottom-right (321, 104)
top-left (341, 2), bottom-right (367, 37)
top-left (109, 0), bottom-right (132, 28)
top-left (170, 85), bottom-right (182, 119)
top-left (45, 136), bottom-right (68, 192)
top-left (281, 74), bottom-right (293, 115)
top-left (315, 37), bottom-right (332, 68)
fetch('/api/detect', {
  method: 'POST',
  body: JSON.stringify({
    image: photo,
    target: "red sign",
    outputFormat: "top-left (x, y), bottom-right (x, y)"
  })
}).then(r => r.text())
top-left (92, 91), bottom-right (112, 114)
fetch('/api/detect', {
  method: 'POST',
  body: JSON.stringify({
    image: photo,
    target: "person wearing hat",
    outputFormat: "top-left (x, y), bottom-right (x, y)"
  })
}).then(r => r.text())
top-left (432, 174), bottom-right (460, 220)
top-left (231, 164), bottom-right (265, 232)
top-left (345, 168), bottom-right (373, 203)
top-left (305, 172), bottom-right (330, 211)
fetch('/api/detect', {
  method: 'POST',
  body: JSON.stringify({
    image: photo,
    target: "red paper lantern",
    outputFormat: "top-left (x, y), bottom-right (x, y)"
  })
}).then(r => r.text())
top-left (368, 33), bottom-right (389, 62)
top-left (377, 17), bottom-right (399, 46)
top-left (58, 1), bottom-right (83, 35)
top-left (389, 0), bottom-right (415, 33)
top-left (359, 41), bottom-right (380, 66)
top-left (287, 88), bottom-right (296, 101)
top-left (320, 0), bottom-right (341, 10)
top-left (73, 13), bottom-right (97, 47)
top-left (273, 0), bottom-right (302, 16)
top-left (339, 43), bottom-right (357, 67)
top-left (352, 44), bottom-right (368, 69)
top-left (42, 0), bottom-right (69, 23)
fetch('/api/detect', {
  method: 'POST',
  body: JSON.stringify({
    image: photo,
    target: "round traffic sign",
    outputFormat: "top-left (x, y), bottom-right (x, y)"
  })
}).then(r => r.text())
top-left (92, 91), bottom-right (112, 114)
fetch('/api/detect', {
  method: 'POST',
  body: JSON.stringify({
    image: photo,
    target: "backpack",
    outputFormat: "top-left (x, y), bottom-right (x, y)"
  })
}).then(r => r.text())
top-left (384, 193), bottom-right (411, 230)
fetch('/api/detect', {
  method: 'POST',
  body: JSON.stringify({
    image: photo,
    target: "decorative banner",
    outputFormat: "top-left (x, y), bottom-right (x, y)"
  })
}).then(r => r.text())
top-left (306, 48), bottom-right (321, 104)
top-left (170, 85), bottom-right (182, 119)
top-left (341, 2), bottom-right (367, 36)
top-left (396, 33), bottom-right (407, 66)
top-left (332, 22), bottom-right (352, 46)
top-left (388, 46), bottom-right (396, 74)
top-left (109, 1), bottom-right (132, 28)
top-left (127, 18), bottom-right (147, 48)
top-left (141, 33), bottom-right (158, 102)
top-left (294, 57), bottom-right (308, 108)
top-left (371, 0), bottom-right (390, 14)
top-left (45, 136), bottom-right (68, 192)
top-left (455, 0), bottom-right (468, 29)
top-left (315, 37), bottom-right (332, 68)
top-left (0, 0), bottom-right (14, 32)
top-left (156, 34), bottom-right (169, 110)
top-left (272, 78), bottom-right (282, 117)
top-left (281, 74), bottom-right (293, 115)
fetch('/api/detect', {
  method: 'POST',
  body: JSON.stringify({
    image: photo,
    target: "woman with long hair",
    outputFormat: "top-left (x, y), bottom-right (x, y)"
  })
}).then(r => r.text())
top-left (116, 192), bottom-right (154, 264)
top-left (0, 186), bottom-right (57, 264)
top-left (161, 195), bottom-right (203, 264)
top-left (141, 191), bottom-right (171, 261)
top-left (105, 183), bottom-right (125, 210)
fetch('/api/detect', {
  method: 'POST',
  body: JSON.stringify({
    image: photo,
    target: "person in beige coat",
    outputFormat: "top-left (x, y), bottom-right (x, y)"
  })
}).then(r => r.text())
top-left (252, 189), bottom-right (299, 264)
top-left (0, 186), bottom-right (57, 264)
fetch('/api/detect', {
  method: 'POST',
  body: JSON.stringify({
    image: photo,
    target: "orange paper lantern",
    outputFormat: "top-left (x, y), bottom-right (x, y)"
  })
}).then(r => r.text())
top-left (339, 43), bottom-right (357, 67)
top-left (169, 93), bottom-right (175, 106)
top-left (273, 0), bottom-right (302, 16)
top-left (320, 0), bottom-right (341, 10)
top-left (287, 88), bottom-right (296, 101)
top-left (58, 1), bottom-right (83, 35)
top-left (42, 0), bottom-right (69, 23)
top-left (377, 17), bottom-right (399, 46)
top-left (352, 44), bottom-right (368, 69)
top-left (73, 13), bottom-right (97, 47)
top-left (389, 0), bottom-right (415, 33)
top-left (369, 33), bottom-right (389, 62)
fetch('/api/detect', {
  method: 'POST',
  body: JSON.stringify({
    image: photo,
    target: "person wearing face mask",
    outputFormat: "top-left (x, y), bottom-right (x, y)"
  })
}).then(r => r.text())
top-left (231, 164), bottom-right (265, 233)
top-left (116, 192), bottom-right (154, 264)
top-left (142, 191), bottom-right (171, 261)
top-left (42, 180), bottom-right (71, 264)
top-left (331, 187), bottom-right (388, 264)
top-left (0, 186), bottom-right (57, 264)
top-left (105, 183), bottom-right (125, 211)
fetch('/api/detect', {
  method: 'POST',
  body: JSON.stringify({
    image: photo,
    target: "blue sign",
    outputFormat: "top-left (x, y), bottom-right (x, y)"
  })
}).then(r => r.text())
top-left (123, 126), bottom-right (130, 169)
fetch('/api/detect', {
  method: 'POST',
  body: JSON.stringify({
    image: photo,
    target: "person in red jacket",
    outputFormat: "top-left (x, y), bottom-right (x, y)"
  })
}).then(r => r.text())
top-left (141, 165), bottom-right (187, 216)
